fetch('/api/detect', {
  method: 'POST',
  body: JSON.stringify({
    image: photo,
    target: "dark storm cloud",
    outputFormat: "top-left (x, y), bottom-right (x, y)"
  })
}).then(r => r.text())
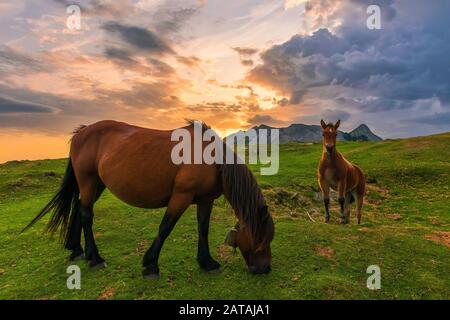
top-left (0, 97), bottom-right (53, 113)
top-left (247, 1), bottom-right (450, 113)
top-left (102, 22), bottom-right (174, 54)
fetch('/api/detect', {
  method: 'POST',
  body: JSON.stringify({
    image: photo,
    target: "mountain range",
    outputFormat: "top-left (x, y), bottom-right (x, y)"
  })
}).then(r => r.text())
top-left (227, 123), bottom-right (382, 144)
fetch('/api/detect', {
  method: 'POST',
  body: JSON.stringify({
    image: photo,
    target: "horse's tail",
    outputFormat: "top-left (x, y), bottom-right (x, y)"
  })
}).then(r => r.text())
top-left (21, 159), bottom-right (80, 244)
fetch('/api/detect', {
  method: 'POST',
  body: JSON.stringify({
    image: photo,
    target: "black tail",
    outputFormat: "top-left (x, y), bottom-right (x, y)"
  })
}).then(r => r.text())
top-left (21, 159), bottom-right (79, 245)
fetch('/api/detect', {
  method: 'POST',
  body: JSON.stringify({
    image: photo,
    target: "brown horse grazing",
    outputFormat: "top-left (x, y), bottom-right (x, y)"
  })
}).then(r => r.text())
top-left (22, 120), bottom-right (274, 277)
top-left (318, 120), bottom-right (365, 224)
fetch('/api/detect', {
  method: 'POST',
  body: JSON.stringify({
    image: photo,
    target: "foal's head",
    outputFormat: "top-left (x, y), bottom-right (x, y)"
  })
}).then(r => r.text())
top-left (320, 119), bottom-right (340, 154)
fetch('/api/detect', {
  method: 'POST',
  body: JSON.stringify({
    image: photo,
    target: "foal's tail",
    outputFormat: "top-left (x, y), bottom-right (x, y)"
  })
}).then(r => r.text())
top-left (21, 159), bottom-right (80, 244)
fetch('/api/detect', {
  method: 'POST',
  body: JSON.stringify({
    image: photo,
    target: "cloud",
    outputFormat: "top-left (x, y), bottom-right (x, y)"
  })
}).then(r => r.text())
top-left (0, 97), bottom-right (53, 113)
top-left (232, 47), bottom-right (258, 56)
top-left (405, 112), bottom-right (450, 126)
top-left (176, 55), bottom-right (201, 68)
top-left (103, 47), bottom-right (135, 63)
top-left (247, 1), bottom-right (450, 116)
top-left (53, 0), bottom-right (136, 18)
top-left (232, 46), bottom-right (258, 67)
top-left (0, 45), bottom-right (54, 76)
top-left (247, 114), bottom-right (288, 127)
top-left (102, 22), bottom-right (174, 54)
top-left (321, 108), bottom-right (350, 122)
top-left (153, 6), bottom-right (200, 34)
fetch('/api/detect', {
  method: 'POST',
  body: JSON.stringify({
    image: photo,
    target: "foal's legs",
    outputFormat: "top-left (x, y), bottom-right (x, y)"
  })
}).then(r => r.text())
top-left (338, 179), bottom-right (347, 224)
top-left (343, 192), bottom-right (352, 224)
top-left (197, 199), bottom-right (220, 271)
top-left (355, 193), bottom-right (364, 224)
top-left (142, 191), bottom-right (194, 278)
top-left (319, 178), bottom-right (330, 223)
top-left (78, 175), bottom-right (106, 268)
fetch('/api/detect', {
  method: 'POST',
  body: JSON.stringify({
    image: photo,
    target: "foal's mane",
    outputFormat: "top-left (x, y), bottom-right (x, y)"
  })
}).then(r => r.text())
top-left (221, 162), bottom-right (274, 246)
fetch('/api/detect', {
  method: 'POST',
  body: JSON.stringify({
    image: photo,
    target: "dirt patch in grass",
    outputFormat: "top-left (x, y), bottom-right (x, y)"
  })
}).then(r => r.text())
top-left (358, 227), bottom-right (374, 233)
top-left (135, 239), bottom-right (149, 255)
top-left (425, 231), bottom-right (450, 248)
top-left (404, 140), bottom-right (432, 150)
top-left (98, 286), bottom-right (116, 300)
top-left (264, 184), bottom-right (321, 220)
top-left (365, 183), bottom-right (389, 207)
top-left (386, 214), bottom-right (402, 220)
top-left (314, 245), bottom-right (335, 260)
top-left (428, 216), bottom-right (444, 226)
top-left (216, 244), bottom-right (236, 264)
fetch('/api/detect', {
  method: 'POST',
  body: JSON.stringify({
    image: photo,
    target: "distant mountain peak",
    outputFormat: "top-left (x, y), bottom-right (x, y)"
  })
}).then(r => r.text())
top-left (347, 124), bottom-right (382, 141)
top-left (227, 122), bottom-right (382, 143)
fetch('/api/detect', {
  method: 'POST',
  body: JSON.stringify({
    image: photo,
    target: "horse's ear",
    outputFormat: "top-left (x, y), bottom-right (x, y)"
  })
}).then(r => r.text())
top-left (224, 228), bottom-right (238, 248)
top-left (334, 120), bottom-right (341, 130)
top-left (320, 119), bottom-right (327, 129)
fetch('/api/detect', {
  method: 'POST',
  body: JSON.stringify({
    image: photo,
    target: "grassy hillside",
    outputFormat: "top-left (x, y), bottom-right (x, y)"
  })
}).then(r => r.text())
top-left (0, 133), bottom-right (449, 300)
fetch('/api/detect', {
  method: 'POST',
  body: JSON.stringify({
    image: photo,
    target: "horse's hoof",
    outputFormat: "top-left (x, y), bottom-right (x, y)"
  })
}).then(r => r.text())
top-left (143, 273), bottom-right (160, 280)
top-left (207, 267), bottom-right (222, 274)
top-left (199, 258), bottom-right (221, 272)
top-left (89, 259), bottom-right (107, 269)
top-left (203, 263), bottom-right (222, 273)
top-left (70, 253), bottom-right (85, 261)
top-left (142, 268), bottom-right (160, 279)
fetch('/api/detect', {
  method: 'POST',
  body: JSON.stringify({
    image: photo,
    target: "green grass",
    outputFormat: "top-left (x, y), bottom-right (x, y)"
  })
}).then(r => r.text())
top-left (0, 133), bottom-right (449, 300)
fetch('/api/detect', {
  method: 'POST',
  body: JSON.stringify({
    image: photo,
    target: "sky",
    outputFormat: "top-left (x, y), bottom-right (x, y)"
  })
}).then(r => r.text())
top-left (1, 0), bottom-right (450, 163)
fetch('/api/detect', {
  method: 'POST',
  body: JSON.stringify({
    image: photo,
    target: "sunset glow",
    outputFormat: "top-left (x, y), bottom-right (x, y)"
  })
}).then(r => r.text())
top-left (1, 1), bottom-right (450, 163)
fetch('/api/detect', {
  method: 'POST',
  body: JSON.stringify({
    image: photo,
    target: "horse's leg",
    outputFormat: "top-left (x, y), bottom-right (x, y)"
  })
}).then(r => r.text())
top-left (66, 202), bottom-right (84, 260)
top-left (142, 191), bottom-right (194, 279)
top-left (319, 177), bottom-right (330, 223)
top-left (197, 199), bottom-right (220, 272)
top-left (66, 181), bottom-right (104, 261)
top-left (78, 175), bottom-right (106, 268)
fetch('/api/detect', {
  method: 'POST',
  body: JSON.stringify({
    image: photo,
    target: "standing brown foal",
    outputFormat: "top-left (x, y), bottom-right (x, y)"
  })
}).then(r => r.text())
top-left (318, 120), bottom-right (365, 224)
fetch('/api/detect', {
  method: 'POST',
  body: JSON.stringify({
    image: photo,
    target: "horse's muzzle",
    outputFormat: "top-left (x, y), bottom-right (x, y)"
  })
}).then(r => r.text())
top-left (249, 265), bottom-right (271, 274)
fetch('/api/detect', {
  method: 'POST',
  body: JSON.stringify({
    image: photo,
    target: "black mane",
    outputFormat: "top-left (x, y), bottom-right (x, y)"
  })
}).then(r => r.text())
top-left (220, 162), bottom-right (274, 246)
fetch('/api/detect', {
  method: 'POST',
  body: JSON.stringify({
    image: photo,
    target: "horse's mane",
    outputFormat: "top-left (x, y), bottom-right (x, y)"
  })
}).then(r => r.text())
top-left (184, 119), bottom-right (274, 246)
top-left (220, 162), bottom-right (274, 247)
top-left (184, 119), bottom-right (211, 131)
top-left (72, 124), bottom-right (87, 135)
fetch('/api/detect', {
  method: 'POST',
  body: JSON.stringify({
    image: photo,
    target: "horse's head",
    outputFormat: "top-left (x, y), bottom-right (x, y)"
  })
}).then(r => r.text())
top-left (321, 119), bottom-right (340, 154)
top-left (225, 205), bottom-right (274, 274)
